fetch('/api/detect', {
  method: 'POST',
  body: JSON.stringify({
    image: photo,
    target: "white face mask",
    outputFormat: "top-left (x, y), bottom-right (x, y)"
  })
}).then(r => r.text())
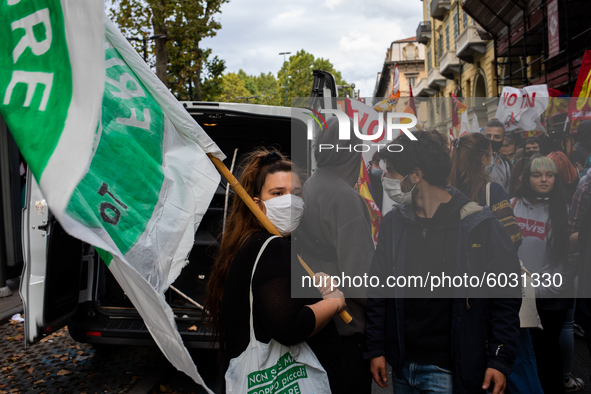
top-left (263, 194), bottom-right (305, 236)
top-left (382, 175), bottom-right (416, 205)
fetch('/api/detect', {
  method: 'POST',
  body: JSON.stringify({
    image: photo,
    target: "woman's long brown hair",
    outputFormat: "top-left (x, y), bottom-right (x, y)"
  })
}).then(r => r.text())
top-left (203, 148), bottom-right (293, 345)
top-left (449, 133), bottom-right (491, 202)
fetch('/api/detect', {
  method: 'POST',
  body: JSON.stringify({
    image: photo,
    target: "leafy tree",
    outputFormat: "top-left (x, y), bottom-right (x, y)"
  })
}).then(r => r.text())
top-left (253, 72), bottom-right (281, 106)
top-left (108, 0), bottom-right (227, 100)
top-left (201, 55), bottom-right (226, 101)
top-left (212, 73), bottom-right (251, 103)
top-left (277, 50), bottom-right (352, 106)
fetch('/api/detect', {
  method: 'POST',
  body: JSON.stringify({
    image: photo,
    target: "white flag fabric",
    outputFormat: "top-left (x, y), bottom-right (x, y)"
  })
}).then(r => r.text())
top-left (459, 110), bottom-right (470, 137)
top-left (471, 113), bottom-right (480, 134)
top-left (1, 4), bottom-right (224, 393)
top-left (374, 64), bottom-right (400, 112)
top-left (495, 85), bottom-right (549, 132)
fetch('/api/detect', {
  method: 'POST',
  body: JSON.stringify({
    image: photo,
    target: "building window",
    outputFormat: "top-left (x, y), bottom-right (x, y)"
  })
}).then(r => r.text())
top-left (463, 11), bottom-right (468, 29)
top-left (445, 24), bottom-right (450, 51)
top-left (437, 34), bottom-right (443, 61)
top-left (426, 0), bottom-right (430, 20)
top-left (427, 49), bottom-right (432, 71)
top-left (454, 11), bottom-right (459, 38)
top-left (408, 77), bottom-right (417, 87)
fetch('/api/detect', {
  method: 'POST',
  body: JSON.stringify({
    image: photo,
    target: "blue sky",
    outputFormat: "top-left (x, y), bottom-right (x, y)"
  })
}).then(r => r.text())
top-left (201, 0), bottom-right (424, 98)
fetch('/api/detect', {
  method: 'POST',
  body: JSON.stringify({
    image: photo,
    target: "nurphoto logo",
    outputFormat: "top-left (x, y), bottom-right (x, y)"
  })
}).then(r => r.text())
top-left (304, 107), bottom-right (418, 153)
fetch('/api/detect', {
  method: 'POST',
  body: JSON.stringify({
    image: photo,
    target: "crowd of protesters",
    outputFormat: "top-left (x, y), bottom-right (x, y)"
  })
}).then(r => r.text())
top-left (205, 117), bottom-right (591, 394)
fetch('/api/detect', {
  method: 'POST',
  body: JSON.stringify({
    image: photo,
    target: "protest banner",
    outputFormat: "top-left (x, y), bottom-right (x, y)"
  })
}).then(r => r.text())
top-left (496, 85), bottom-right (549, 133)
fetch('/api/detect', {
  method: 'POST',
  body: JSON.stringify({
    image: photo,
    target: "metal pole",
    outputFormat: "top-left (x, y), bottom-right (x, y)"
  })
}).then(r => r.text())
top-left (284, 55), bottom-right (288, 106)
top-left (279, 52), bottom-right (291, 106)
top-left (143, 38), bottom-right (147, 62)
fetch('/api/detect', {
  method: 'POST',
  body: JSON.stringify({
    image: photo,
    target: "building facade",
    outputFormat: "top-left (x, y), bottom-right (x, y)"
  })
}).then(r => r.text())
top-left (462, 0), bottom-right (589, 131)
top-left (416, 0), bottom-right (590, 133)
top-left (415, 0), bottom-right (499, 133)
top-left (373, 37), bottom-right (426, 101)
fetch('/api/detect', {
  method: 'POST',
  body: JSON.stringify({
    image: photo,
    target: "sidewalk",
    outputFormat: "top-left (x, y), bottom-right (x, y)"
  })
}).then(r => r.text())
top-left (0, 276), bottom-right (22, 323)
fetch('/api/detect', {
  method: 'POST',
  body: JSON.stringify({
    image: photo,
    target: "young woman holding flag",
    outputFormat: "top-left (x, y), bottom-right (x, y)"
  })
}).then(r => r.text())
top-left (205, 148), bottom-right (347, 393)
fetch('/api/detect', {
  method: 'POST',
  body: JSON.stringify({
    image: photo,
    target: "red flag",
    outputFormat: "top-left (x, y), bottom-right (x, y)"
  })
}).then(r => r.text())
top-left (358, 158), bottom-right (382, 245)
top-left (451, 92), bottom-right (468, 132)
top-left (569, 50), bottom-right (591, 132)
top-left (408, 82), bottom-right (417, 116)
top-left (401, 83), bottom-right (419, 128)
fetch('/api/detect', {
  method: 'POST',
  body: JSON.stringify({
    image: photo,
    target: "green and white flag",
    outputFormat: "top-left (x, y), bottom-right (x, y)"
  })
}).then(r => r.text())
top-left (1, 3), bottom-right (225, 393)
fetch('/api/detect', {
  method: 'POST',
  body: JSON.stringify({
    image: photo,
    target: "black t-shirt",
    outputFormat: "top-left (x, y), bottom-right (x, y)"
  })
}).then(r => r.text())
top-left (403, 208), bottom-right (459, 371)
top-left (222, 231), bottom-right (346, 393)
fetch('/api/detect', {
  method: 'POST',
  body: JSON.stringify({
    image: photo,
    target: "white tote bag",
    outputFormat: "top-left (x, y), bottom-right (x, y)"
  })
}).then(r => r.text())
top-left (225, 236), bottom-right (332, 394)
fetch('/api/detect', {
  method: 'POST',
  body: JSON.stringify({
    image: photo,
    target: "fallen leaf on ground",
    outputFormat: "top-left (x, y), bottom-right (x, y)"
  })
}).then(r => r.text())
top-left (188, 325), bottom-right (197, 332)
top-left (160, 385), bottom-right (170, 392)
top-left (76, 351), bottom-right (84, 355)
top-left (34, 380), bottom-right (44, 384)
top-left (6, 335), bottom-right (23, 342)
top-left (60, 357), bottom-right (69, 361)
top-left (27, 367), bottom-right (34, 374)
top-left (53, 354), bottom-right (62, 358)
top-left (56, 370), bottom-right (70, 376)
top-left (2, 367), bottom-right (11, 373)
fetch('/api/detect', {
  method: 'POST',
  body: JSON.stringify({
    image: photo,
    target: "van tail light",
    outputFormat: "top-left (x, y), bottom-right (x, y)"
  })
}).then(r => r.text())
top-left (86, 331), bottom-right (102, 337)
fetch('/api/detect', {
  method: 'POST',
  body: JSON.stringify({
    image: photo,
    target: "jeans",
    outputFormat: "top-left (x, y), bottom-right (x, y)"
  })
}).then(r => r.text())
top-left (506, 328), bottom-right (543, 394)
top-left (392, 361), bottom-right (453, 394)
top-left (560, 305), bottom-right (576, 378)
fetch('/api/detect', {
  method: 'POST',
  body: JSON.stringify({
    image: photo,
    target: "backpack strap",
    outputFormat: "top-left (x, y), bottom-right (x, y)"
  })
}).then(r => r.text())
top-left (486, 182), bottom-right (491, 208)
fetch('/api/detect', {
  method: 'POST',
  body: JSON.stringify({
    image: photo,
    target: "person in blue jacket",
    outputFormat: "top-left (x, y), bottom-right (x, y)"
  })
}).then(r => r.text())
top-left (365, 131), bottom-right (521, 394)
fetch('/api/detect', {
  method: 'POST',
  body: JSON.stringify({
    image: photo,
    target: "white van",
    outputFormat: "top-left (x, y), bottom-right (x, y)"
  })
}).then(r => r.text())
top-left (18, 70), bottom-right (338, 349)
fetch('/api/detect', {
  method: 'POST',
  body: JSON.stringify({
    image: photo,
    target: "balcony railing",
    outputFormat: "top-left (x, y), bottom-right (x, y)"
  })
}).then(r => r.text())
top-left (427, 67), bottom-right (446, 90)
top-left (456, 25), bottom-right (487, 63)
top-left (430, 0), bottom-right (451, 21)
top-left (439, 50), bottom-right (460, 79)
top-left (415, 78), bottom-right (435, 97)
top-left (416, 21), bottom-right (432, 44)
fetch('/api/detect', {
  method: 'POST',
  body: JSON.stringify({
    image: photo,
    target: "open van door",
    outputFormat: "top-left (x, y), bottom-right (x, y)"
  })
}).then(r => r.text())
top-left (20, 170), bottom-right (84, 346)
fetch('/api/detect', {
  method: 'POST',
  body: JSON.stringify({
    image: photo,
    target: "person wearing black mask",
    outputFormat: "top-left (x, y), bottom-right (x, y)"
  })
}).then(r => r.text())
top-left (571, 120), bottom-right (591, 175)
top-left (484, 118), bottom-right (512, 193)
top-left (524, 137), bottom-right (541, 158)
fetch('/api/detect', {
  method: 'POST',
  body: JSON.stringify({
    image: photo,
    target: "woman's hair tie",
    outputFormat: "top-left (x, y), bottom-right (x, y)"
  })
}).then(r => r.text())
top-left (452, 138), bottom-right (461, 149)
top-left (262, 151), bottom-right (281, 166)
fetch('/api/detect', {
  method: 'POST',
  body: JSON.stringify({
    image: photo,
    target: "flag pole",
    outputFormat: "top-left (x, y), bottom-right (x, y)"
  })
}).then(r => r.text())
top-left (207, 153), bottom-right (352, 324)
